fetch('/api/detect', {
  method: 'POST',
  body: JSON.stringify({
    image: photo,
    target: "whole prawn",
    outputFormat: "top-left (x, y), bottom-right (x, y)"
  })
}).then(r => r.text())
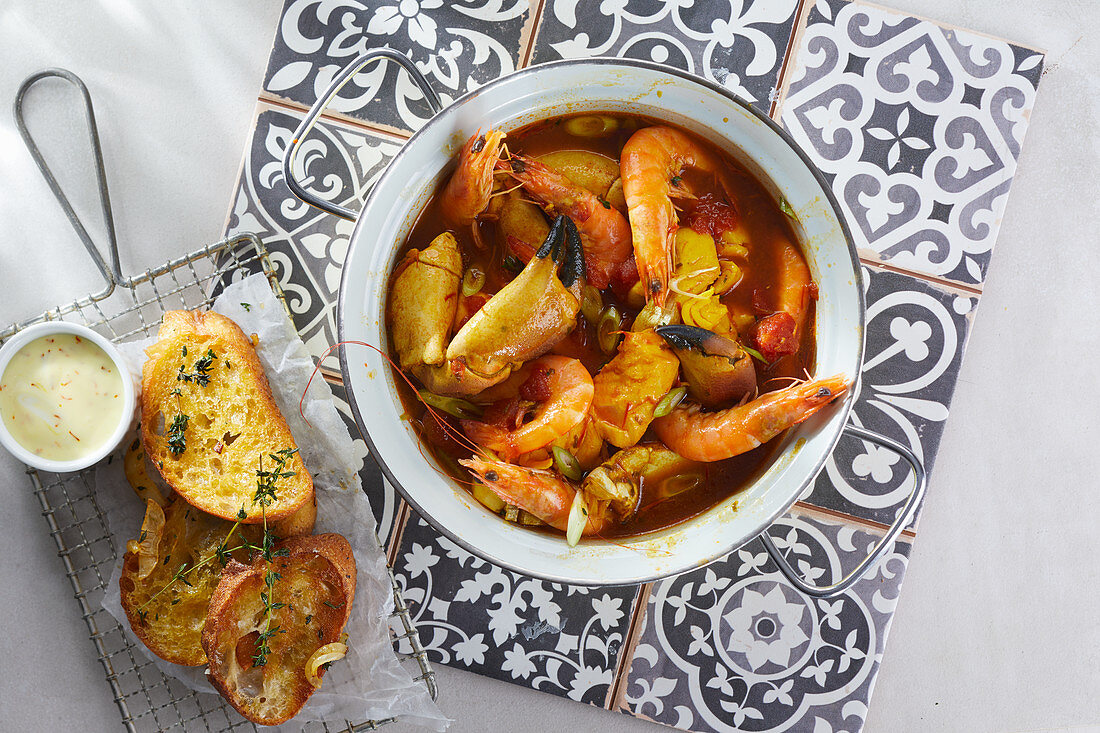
top-left (620, 125), bottom-right (734, 306)
top-left (652, 374), bottom-right (850, 462)
top-left (461, 355), bottom-right (594, 460)
top-left (439, 129), bottom-right (506, 228)
top-left (459, 458), bottom-right (611, 535)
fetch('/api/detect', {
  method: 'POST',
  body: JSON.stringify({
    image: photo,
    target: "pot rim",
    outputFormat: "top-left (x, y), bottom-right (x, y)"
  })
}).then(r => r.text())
top-left (337, 56), bottom-right (865, 586)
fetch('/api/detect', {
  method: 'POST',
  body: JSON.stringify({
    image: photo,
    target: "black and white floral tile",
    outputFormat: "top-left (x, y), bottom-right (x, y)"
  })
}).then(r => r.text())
top-left (223, 101), bottom-right (404, 537)
top-left (777, 0), bottom-right (1043, 287)
top-left (215, 1), bottom-right (1047, 730)
top-left (622, 510), bottom-right (911, 733)
top-left (225, 101), bottom-right (401, 358)
top-left (262, 0), bottom-right (538, 134)
top-left (391, 514), bottom-right (639, 707)
top-left (528, 0), bottom-right (799, 112)
top-left (797, 265), bottom-right (975, 528)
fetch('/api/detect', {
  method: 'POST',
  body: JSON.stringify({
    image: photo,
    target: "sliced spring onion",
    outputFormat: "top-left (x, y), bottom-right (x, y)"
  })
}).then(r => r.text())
top-left (653, 386), bottom-right (688, 418)
top-left (632, 301), bottom-right (675, 332)
top-left (741, 344), bottom-right (767, 363)
top-left (563, 115), bottom-right (620, 138)
top-left (597, 306), bottom-right (623, 354)
top-left (581, 285), bottom-right (604, 324)
top-left (551, 445), bottom-right (583, 481)
top-left (461, 266), bottom-right (485, 297)
top-left (653, 472), bottom-right (705, 501)
top-left (566, 490), bottom-right (588, 547)
top-left (503, 254), bottom-right (524, 274)
top-left (779, 198), bottom-right (797, 220)
top-left (418, 390), bottom-right (484, 420)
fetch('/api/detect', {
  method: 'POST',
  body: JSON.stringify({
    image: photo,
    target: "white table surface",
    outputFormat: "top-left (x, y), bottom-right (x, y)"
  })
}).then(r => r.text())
top-left (1, 2), bottom-right (1097, 732)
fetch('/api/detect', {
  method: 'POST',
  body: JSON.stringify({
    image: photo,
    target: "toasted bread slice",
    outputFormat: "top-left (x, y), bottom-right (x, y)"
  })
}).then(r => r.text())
top-left (119, 497), bottom-right (315, 666)
top-left (141, 310), bottom-right (313, 523)
top-left (202, 534), bottom-right (356, 725)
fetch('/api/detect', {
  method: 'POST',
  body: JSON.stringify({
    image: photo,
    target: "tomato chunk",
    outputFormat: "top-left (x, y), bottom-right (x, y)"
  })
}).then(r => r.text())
top-left (685, 193), bottom-right (739, 236)
top-left (519, 365), bottom-right (554, 402)
top-left (751, 311), bottom-right (798, 362)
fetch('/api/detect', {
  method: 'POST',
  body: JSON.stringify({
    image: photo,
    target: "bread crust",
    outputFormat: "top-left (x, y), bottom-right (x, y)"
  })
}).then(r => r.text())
top-left (141, 310), bottom-right (313, 523)
top-left (201, 533), bottom-right (356, 725)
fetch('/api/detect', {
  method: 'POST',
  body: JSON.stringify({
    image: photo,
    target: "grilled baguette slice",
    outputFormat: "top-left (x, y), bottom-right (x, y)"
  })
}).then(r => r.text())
top-left (141, 310), bottom-right (312, 523)
top-left (202, 534), bottom-right (356, 725)
top-left (119, 496), bottom-right (315, 666)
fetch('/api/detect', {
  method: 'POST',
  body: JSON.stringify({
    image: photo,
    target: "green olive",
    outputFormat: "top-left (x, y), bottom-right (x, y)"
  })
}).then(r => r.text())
top-left (417, 390), bottom-right (484, 420)
top-left (597, 306), bottom-right (623, 354)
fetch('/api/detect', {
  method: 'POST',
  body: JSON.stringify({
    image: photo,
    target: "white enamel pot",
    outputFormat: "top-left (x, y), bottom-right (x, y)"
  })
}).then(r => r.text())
top-left (283, 51), bottom-right (926, 594)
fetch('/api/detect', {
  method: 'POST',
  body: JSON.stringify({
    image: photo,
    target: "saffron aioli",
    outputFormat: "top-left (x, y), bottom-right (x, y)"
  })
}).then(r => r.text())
top-left (0, 333), bottom-right (125, 461)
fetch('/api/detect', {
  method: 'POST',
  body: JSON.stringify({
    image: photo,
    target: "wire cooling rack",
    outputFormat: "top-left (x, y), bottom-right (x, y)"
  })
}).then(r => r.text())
top-left (2, 232), bottom-right (438, 732)
top-left (9, 69), bottom-right (435, 731)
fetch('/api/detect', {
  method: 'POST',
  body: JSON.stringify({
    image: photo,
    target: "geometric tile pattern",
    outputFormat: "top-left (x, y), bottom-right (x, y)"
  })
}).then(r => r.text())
top-left (225, 103), bottom-right (400, 356)
top-left (530, 0), bottom-right (801, 112)
top-left (622, 510), bottom-right (912, 732)
top-left (799, 266), bottom-right (977, 528)
top-left (778, 0), bottom-right (1043, 287)
top-left (211, 1), bottom-right (1045, 730)
top-left (263, 0), bottom-right (538, 133)
top-left (392, 514), bottom-right (640, 707)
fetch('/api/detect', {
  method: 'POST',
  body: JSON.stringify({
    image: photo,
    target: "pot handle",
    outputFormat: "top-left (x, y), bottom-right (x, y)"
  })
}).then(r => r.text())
top-left (759, 424), bottom-right (927, 598)
top-left (282, 49), bottom-right (443, 221)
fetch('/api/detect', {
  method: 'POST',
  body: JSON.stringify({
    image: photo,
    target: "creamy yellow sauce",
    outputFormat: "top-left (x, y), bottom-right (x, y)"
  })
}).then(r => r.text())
top-left (0, 334), bottom-right (125, 461)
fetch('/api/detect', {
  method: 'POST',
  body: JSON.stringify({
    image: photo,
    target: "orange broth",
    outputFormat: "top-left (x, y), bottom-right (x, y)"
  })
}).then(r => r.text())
top-left (386, 114), bottom-right (815, 538)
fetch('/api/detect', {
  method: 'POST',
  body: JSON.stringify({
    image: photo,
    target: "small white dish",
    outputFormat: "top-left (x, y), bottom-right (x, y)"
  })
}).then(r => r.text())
top-left (0, 321), bottom-right (137, 473)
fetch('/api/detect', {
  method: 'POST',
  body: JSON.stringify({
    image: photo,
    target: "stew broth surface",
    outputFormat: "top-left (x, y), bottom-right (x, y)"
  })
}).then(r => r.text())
top-left (387, 114), bottom-right (815, 539)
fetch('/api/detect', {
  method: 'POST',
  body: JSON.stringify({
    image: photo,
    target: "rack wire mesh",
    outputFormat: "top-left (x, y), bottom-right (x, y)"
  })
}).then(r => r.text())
top-left (2, 232), bottom-right (437, 732)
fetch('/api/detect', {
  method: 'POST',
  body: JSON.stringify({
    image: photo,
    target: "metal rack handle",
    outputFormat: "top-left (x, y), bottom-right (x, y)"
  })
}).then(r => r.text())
top-left (283, 48), bottom-right (443, 221)
top-left (14, 68), bottom-right (122, 293)
top-left (760, 424), bottom-right (927, 598)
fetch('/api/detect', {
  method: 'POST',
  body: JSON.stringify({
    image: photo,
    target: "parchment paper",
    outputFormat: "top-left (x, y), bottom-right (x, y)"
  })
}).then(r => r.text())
top-left (97, 274), bottom-right (448, 730)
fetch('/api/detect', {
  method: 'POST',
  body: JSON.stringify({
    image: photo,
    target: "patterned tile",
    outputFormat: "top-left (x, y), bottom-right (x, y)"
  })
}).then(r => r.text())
top-left (798, 265), bottom-right (976, 529)
top-left (530, 0), bottom-right (799, 111)
top-left (392, 513), bottom-right (639, 706)
top-left (224, 102), bottom-right (401, 357)
top-left (622, 510), bottom-right (912, 732)
top-left (777, 0), bottom-right (1043, 286)
top-left (330, 381), bottom-right (404, 545)
top-left (263, 0), bottom-right (537, 133)
top-left (221, 102), bottom-right (404, 541)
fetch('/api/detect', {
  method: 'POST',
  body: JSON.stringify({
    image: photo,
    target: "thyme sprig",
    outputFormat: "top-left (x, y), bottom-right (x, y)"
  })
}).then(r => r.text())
top-left (251, 449), bottom-right (297, 668)
top-left (136, 528), bottom-right (251, 615)
top-left (166, 389), bottom-right (190, 455)
top-left (178, 347), bottom-right (218, 386)
top-left (166, 413), bottom-right (189, 455)
top-left (134, 448), bottom-right (299, 670)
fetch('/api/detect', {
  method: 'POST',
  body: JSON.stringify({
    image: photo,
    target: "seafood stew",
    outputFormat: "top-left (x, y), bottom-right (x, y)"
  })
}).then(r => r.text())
top-left (385, 114), bottom-right (850, 543)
